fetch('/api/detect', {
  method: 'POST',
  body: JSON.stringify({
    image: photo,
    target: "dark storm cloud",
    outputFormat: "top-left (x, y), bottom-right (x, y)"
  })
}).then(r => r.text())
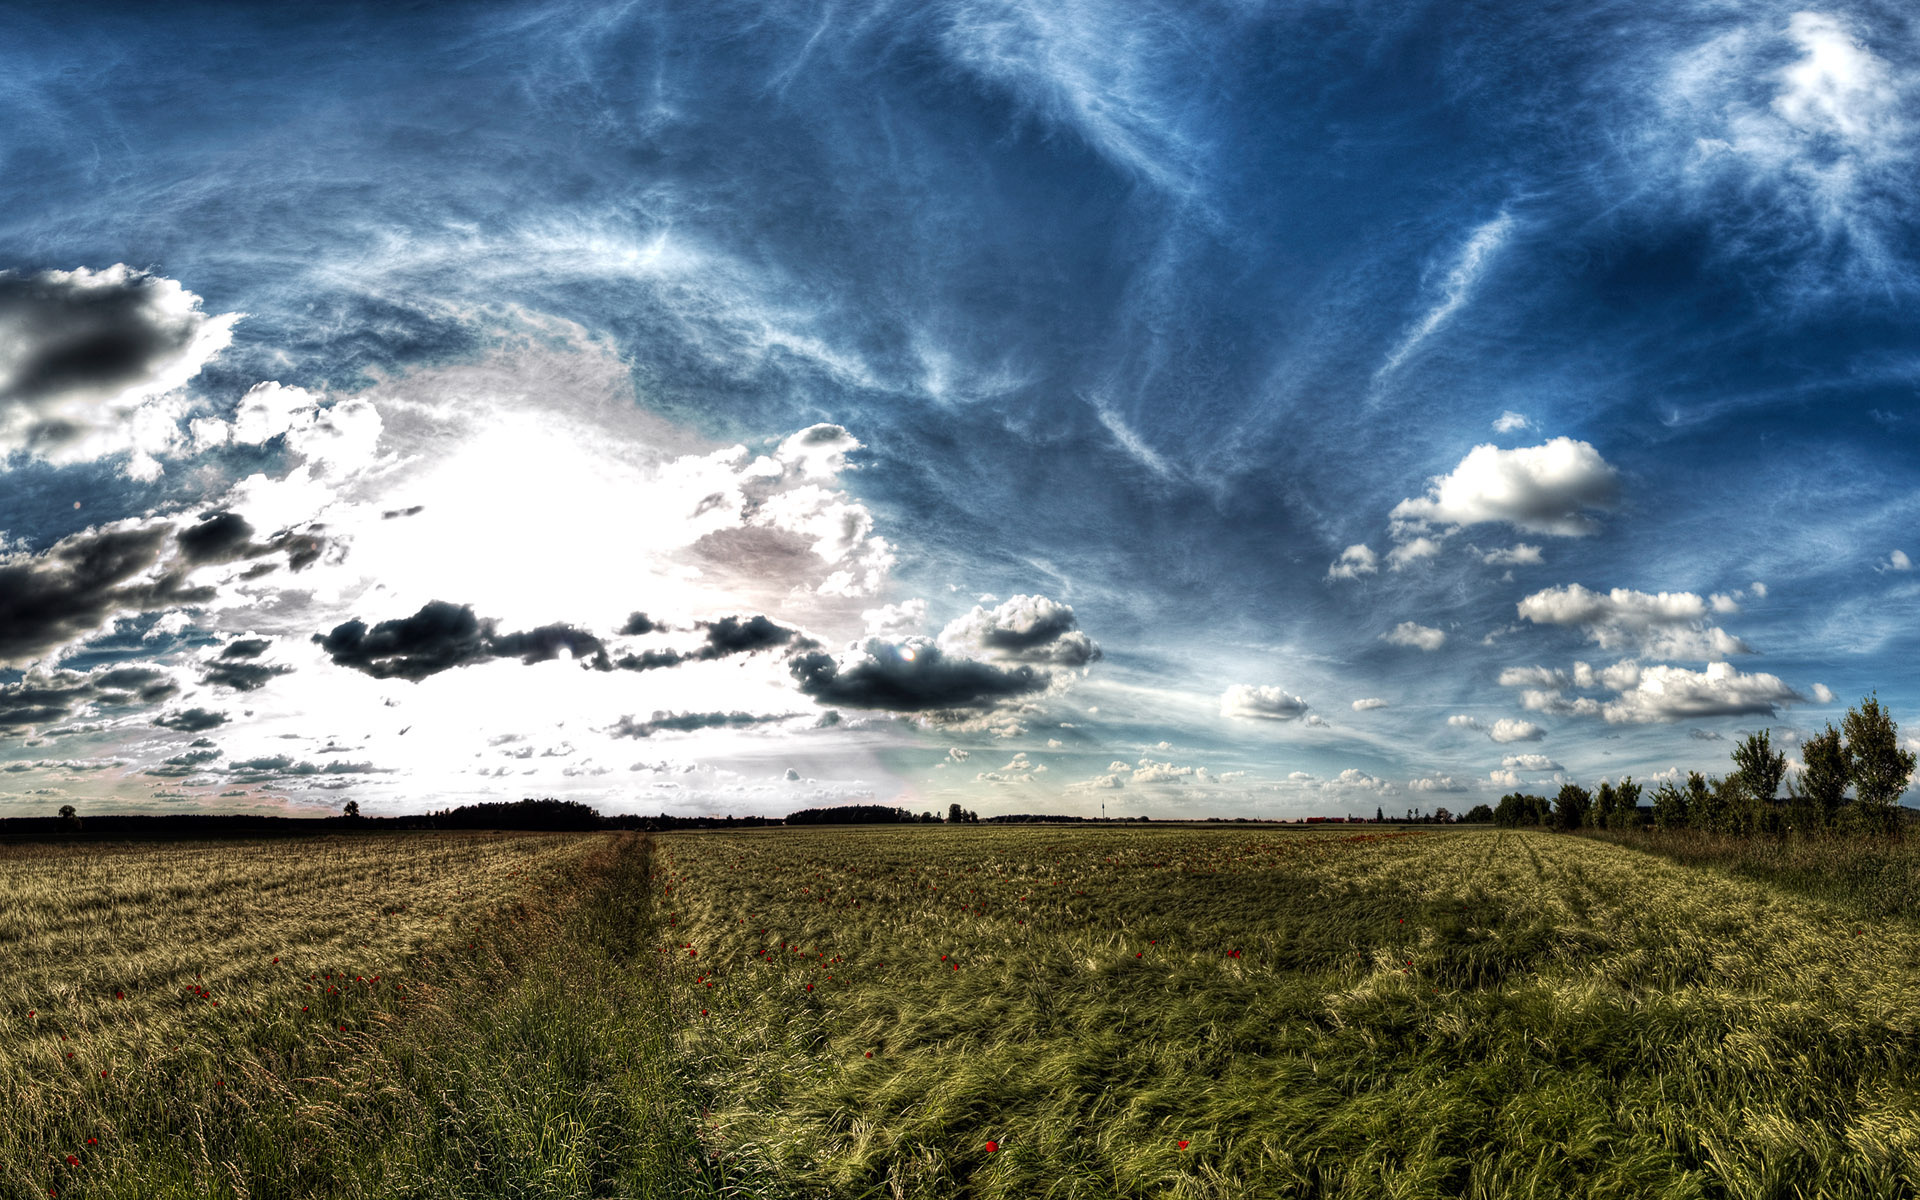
top-left (200, 660), bottom-right (292, 692)
top-left (0, 664), bottom-right (179, 734)
top-left (176, 512), bottom-right (256, 563)
top-left (314, 600), bottom-right (604, 681)
top-left (789, 639), bottom-right (1049, 712)
top-left (220, 638), bottom-right (271, 659)
top-left (144, 743), bottom-right (223, 777)
top-left (0, 265), bottom-right (228, 453)
top-left (618, 612), bottom-right (658, 636)
top-left (608, 710), bottom-right (797, 739)
top-left (153, 706), bottom-right (228, 732)
top-left (0, 524), bottom-right (215, 667)
top-left (696, 614), bottom-right (810, 659)
top-left (177, 513), bottom-right (326, 572)
top-left (226, 755), bottom-right (380, 780)
top-left (609, 648), bottom-right (687, 673)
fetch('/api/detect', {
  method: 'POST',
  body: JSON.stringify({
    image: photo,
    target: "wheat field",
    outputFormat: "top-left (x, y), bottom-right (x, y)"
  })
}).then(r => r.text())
top-left (658, 825), bottom-right (1920, 1199)
top-left (9, 825), bottom-right (1920, 1198)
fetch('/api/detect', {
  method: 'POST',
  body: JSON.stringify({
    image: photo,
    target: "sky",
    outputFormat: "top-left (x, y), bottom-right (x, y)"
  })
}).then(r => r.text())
top-left (0, 0), bottom-right (1916, 819)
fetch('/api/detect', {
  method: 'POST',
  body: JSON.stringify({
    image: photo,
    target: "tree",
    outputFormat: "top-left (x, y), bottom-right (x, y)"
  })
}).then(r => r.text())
top-left (948, 803), bottom-right (964, 824)
top-left (57, 804), bottom-right (80, 831)
top-left (1614, 778), bottom-right (1643, 828)
top-left (1553, 783), bottom-right (1590, 831)
top-left (1651, 779), bottom-right (1690, 829)
top-left (1793, 723), bottom-right (1851, 832)
top-left (1462, 803), bottom-right (1494, 824)
top-left (342, 800), bottom-right (361, 819)
top-left (1844, 695), bottom-right (1916, 835)
top-left (1433, 807), bottom-right (1452, 824)
top-left (1730, 730), bottom-right (1787, 826)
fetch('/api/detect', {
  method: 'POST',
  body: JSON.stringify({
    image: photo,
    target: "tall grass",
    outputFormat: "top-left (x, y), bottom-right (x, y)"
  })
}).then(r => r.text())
top-left (2, 832), bottom-right (733, 1200)
top-left (658, 825), bottom-right (1920, 1198)
top-left (1585, 826), bottom-right (1920, 920)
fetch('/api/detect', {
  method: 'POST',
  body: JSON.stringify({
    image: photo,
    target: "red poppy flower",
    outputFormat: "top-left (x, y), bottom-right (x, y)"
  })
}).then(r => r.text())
top-left (865, 1051), bottom-right (873, 1058)
top-left (984, 1141), bottom-right (999, 1153)
top-left (65, 1155), bottom-right (78, 1166)
top-left (1177, 1141), bottom-right (1190, 1150)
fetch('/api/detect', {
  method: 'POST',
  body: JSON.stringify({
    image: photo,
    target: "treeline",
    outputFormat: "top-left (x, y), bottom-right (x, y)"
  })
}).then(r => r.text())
top-left (1494, 696), bottom-right (1917, 837)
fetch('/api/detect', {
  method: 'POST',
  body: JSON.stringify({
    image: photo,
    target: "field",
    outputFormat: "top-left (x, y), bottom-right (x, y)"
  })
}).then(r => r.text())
top-left (661, 826), bottom-right (1920, 1199)
top-left (9, 826), bottom-right (1920, 1198)
top-left (1, 832), bottom-right (707, 1200)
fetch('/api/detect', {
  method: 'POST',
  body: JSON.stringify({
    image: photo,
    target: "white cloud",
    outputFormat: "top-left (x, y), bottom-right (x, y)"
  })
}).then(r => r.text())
top-left (938, 594), bottom-right (1100, 666)
top-left (1481, 544), bottom-right (1543, 566)
top-left (1447, 714), bottom-right (1484, 731)
top-left (945, 747), bottom-right (971, 763)
top-left (1600, 662), bottom-right (1804, 724)
top-left (1327, 543), bottom-right (1378, 581)
top-left (1488, 769), bottom-right (1522, 788)
top-left (1666, 11), bottom-right (1912, 288)
top-left (1489, 718), bottom-right (1546, 744)
top-left (862, 598), bottom-right (927, 637)
top-left (1389, 438), bottom-right (1619, 538)
top-left (1493, 411), bottom-right (1531, 433)
top-left (1351, 697), bottom-right (1389, 711)
top-left (1409, 775), bottom-right (1468, 793)
top-left (1812, 683), bottom-right (1836, 704)
top-left (1501, 753), bottom-right (1562, 771)
top-left (1376, 212), bottom-right (1514, 377)
top-left (1516, 584), bottom-right (1752, 659)
top-left (1387, 537), bottom-right (1443, 570)
top-left (1751, 581), bottom-right (1769, 598)
top-left (1887, 549), bottom-right (1912, 571)
top-left (1133, 757), bottom-right (1195, 784)
top-left (1333, 767), bottom-right (1387, 790)
top-left (1221, 684), bottom-right (1311, 722)
top-left (1383, 622), bottom-right (1446, 651)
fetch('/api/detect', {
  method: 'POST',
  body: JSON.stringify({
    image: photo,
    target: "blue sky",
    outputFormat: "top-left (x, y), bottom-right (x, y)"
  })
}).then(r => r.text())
top-left (0, 0), bottom-right (1915, 817)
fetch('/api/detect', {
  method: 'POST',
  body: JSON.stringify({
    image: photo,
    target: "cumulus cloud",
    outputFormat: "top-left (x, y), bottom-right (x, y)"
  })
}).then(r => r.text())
top-left (1386, 538), bottom-right (1442, 570)
top-left (1488, 769), bottom-right (1522, 788)
top-left (1812, 683), bottom-right (1836, 704)
top-left (1351, 697), bottom-right (1389, 711)
top-left (1489, 718), bottom-right (1546, 743)
top-left (1501, 753), bottom-right (1562, 771)
top-left (862, 598), bottom-right (926, 637)
top-left (1599, 662), bottom-right (1803, 724)
top-left (1383, 622), bottom-right (1446, 651)
top-left (789, 637), bottom-right (1051, 712)
top-left (1517, 584), bottom-right (1752, 659)
top-left (1886, 550), bottom-right (1912, 571)
top-left (0, 265), bottom-right (239, 476)
top-left (1327, 544), bottom-right (1378, 581)
top-left (695, 614), bottom-right (810, 659)
top-left (1493, 411), bottom-right (1531, 433)
top-left (1221, 684), bottom-right (1311, 722)
top-left (1132, 757), bottom-right (1195, 784)
top-left (1448, 714), bottom-right (1543, 742)
top-left (937, 594), bottom-right (1100, 666)
top-left (1409, 775), bottom-right (1468, 793)
top-left (1389, 438), bottom-right (1619, 538)
top-left (1481, 544), bottom-right (1543, 566)
top-left (313, 600), bottom-right (604, 681)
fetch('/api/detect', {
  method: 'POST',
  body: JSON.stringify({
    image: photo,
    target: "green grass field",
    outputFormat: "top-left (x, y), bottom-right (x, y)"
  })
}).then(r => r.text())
top-left (10, 825), bottom-right (1920, 1198)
